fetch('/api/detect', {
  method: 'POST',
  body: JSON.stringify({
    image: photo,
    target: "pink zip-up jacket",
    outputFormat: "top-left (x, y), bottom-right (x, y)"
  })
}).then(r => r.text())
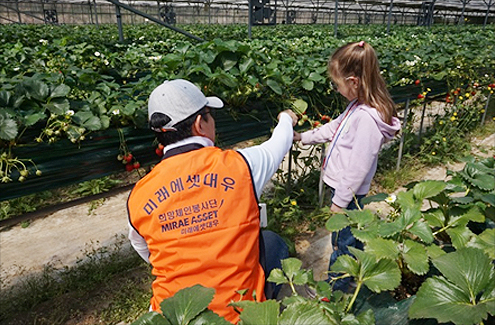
top-left (300, 101), bottom-right (401, 208)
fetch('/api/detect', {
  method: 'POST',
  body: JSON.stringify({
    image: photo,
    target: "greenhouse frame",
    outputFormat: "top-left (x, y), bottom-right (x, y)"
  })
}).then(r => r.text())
top-left (1, 0), bottom-right (494, 27)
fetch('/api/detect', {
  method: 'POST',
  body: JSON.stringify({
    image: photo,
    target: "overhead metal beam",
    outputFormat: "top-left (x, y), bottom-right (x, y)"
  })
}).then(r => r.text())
top-left (105, 0), bottom-right (204, 42)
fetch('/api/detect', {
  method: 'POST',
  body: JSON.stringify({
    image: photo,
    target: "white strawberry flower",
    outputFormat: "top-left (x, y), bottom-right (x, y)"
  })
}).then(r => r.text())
top-left (385, 194), bottom-right (397, 204)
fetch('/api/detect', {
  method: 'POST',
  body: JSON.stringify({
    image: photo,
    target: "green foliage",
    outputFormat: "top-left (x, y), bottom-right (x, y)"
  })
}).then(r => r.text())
top-left (324, 156), bottom-right (495, 324)
top-left (71, 176), bottom-right (122, 196)
top-left (262, 143), bottom-right (324, 241)
top-left (449, 156), bottom-right (495, 223)
top-left (132, 257), bottom-right (376, 325)
top-left (409, 248), bottom-right (495, 325)
top-left (1, 24), bottom-right (494, 183)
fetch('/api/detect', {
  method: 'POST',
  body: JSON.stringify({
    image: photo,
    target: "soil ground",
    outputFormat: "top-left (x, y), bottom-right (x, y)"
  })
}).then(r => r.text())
top-left (1, 127), bottom-right (493, 324)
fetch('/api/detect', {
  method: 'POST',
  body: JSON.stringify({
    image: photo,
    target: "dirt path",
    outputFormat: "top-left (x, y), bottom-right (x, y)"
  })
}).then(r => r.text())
top-left (2, 132), bottom-right (493, 292)
top-left (0, 191), bottom-right (131, 288)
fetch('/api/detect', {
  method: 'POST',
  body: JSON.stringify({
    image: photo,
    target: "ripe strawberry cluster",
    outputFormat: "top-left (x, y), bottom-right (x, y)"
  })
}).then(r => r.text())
top-left (155, 144), bottom-right (165, 157)
top-left (117, 153), bottom-right (140, 172)
top-left (298, 113), bottom-right (331, 128)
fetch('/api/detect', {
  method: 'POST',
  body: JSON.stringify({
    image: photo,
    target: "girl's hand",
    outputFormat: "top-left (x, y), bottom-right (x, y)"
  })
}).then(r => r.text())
top-left (293, 131), bottom-right (301, 142)
top-left (330, 203), bottom-right (342, 213)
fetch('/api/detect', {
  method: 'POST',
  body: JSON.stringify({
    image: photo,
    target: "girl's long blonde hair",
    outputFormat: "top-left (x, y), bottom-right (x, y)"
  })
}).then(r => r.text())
top-left (328, 41), bottom-right (397, 125)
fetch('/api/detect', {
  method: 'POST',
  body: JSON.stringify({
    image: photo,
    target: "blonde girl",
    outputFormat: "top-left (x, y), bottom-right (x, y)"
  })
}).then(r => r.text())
top-left (294, 41), bottom-right (401, 292)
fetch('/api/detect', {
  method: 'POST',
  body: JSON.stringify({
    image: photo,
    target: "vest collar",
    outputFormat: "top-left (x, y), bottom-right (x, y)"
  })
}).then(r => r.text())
top-left (162, 143), bottom-right (204, 159)
top-left (162, 136), bottom-right (214, 160)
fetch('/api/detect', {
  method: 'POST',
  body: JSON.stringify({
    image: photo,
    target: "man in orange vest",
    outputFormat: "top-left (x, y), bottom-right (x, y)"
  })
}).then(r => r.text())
top-left (127, 79), bottom-right (298, 323)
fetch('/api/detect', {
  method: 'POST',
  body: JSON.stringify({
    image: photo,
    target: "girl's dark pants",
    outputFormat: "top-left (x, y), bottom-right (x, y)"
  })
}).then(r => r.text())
top-left (325, 187), bottom-right (365, 292)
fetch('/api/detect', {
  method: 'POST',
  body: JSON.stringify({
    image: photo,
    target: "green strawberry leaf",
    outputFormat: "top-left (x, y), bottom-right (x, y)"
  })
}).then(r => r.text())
top-left (130, 311), bottom-right (171, 325)
top-left (189, 309), bottom-right (230, 325)
top-left (402, 240), bottom-right (429, 275)
top-left (24, 112), bottom-right (46, 127)
top-left (266, 79), bottom-right (282, 95)
top-left (44, 98), bottom-right (70, 115)
top-left (281, 258), bottom-right (303, 283)
top-left (356, 250), bottom-right (401, 293)
top-left (409, 220), bottom-right (434, 244)
top-left (236, 299), bottom-right (279, 325)
top-left (302, 79), bottom-right (314, 91)
top-left (291, 98), bottom-right (308, 115)
top-left (468, 228), bottom-right (495, 259)
top-left (423, 208), bottom-right (445, 228)
top-left (426, 244), bottom-right (446, 260)
top-left (410, 248), bottom-right (495, 325)
top-left (413, 180), bottom-right (446, 201)
top-left (279, 301), bottom-right (338, 325)
top-left (0, 115), bottom-right (18, 140)
top-left (447, 226), bottom-right (474, 249)
top-left (160, 284), bottom-right (214, 325)
top-left (361, 193), bottom-right (389, 205)
top-left (50, 84), bottom-right (71, 98)
top-left (325, 213), bottom-right (350, 232)
top-left (365, 238), bottom-right (399, 260)
top-left (267, 268), bottom-right (287, 286)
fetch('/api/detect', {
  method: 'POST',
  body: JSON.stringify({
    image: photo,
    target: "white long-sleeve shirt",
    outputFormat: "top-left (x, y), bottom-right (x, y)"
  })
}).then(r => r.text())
top-left (128, 113), bottom-right (294, 262)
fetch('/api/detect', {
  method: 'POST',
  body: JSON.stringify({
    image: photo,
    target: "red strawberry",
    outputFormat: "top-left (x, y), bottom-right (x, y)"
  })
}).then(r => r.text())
top-left (125, 163), bottom-right (134, 172)
top-left (417, 94), bottom-right (425, 99)
top-left (321, 115), bottom-right (330, 122)
top-left (133, 162), bottom-right (141, 169)
top-left (321, 297), bottom-right (330, 302)
top-left (125, 153), bottom-right (133, 162)
top-left (414, 79), bottom-right (420, 85)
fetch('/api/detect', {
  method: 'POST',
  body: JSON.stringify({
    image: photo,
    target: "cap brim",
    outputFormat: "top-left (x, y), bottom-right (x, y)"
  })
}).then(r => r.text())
top-left (206, 96), bottom-right (224, 109)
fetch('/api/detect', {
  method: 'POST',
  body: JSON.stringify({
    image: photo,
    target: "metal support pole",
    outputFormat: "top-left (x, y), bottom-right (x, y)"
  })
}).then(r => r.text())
top-left (387, 0), bottom-right (394, 35)
top-left (207, 0), bottom-right (211, 24)
top-left (93, 0), bottom-right (99, 27)
top-left (89, 0), bottom-right (94, 24)
top-left (334, 0), bottom-right (338, 38)
top-left (318, 144), bottom-right (326, 208)
top-left (16, 0), bottom-right (22, 23)
top-left (427, 0), bottom-right (436, 28)
top-left (484, 0), bottom-right (493, 28)
top-left (114, 2), bottom-right (124, 42)
top-left (396, 99), bottom-right (410, 171)
top-left (286, 148), bottom-right (293, 195)
top-left (458, 0), bottom-right (467, 25)
top-left (248, 0), bottom-right (252, 39)
top-left (418, 98), bottom-right (428, 144)
top-left (481, 93), bottom-right (491, 125)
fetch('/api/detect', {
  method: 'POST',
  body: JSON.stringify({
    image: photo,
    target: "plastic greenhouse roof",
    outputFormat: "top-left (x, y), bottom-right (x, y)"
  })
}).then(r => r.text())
top-left (116, 0), bottom-right (495, 15)
top-left (10, 0), bottom-right (495, 11)
top-left (145, 0), bottom-right (494, 12)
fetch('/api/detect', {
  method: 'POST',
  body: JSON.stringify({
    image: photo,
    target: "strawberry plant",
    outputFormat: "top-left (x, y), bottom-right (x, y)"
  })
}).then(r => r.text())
top-left (131, 258), bottom-right (375, 325)
top-left (0, 23), bottom-right (493, 193)
top-left (324, 156), bottom-right (495, 324)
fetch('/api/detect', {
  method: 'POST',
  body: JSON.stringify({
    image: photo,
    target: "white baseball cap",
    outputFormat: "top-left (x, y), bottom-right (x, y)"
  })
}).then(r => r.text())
top-left (148, 79), bottom-right (223, 131)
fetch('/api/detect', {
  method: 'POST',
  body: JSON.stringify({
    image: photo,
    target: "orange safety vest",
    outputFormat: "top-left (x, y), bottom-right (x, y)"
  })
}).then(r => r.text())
top-left (127, 146), bottom-right (266, 323)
